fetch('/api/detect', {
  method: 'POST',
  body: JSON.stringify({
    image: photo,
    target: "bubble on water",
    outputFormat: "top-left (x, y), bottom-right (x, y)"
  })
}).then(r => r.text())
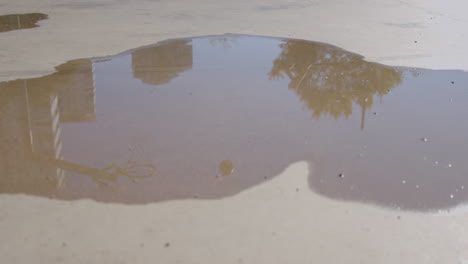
top-left (462, 186), bottom-right (465, 190)
top-left (421, 137), bottom-right (428, 142)
top-left (402, 180), bottom-right (406, 184)
top-left (447, 163), bottom-right (452, 168)
top-left (416, 185), bottom-right (419, 189)
top-left (450, 194), bottom-right (454, 199)
top-left (435, 161), bottom-right (439, 165)
top-left (338, 173), bottom-right (344, 178)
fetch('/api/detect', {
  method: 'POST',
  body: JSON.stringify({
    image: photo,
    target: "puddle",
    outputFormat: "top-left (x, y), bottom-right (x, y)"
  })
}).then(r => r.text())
top-left (1, 35), bottom-right (468, 211)
top-left (0, 13), bottom-right (48, 32)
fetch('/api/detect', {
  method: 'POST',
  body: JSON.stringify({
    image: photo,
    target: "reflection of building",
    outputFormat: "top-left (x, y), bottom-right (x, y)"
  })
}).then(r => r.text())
top-left (0, 60), bottom-right (95, 196)
top-left (131, 40), bottom-right (193, 85)
top-left (0, 13), bottom-right (48, 32)
top-left (56, 60), bottom-right (96, 122)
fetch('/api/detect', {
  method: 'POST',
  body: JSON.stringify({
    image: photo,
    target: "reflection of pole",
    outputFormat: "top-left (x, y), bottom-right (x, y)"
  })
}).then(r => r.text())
top-left (31, 152), bottom-right (117, 179)
top-left (23, 80), bottom-right (34, 152)
top-left (360, 103), bottom-right (365, 131)
top-left (29, 152), bottom-right (156, 184)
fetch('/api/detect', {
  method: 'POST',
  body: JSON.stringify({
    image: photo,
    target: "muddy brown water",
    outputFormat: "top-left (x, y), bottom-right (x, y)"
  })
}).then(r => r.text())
top-left (1, 35), bottom-right (468, 211)
top-left (0, 13), bottom-right (48, 32)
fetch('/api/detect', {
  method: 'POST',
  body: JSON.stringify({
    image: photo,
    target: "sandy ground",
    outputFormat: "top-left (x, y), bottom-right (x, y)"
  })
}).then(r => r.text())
top-left (1, 0), bottom-right (468, 263)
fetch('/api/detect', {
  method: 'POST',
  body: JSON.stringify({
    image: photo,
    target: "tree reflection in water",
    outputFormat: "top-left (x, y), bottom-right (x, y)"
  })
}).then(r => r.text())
top-left (269, 40), bottom-right (403, 129)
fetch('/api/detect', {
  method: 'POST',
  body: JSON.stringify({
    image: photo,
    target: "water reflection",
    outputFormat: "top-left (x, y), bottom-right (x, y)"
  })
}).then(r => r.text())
top-left (132, 40), bottom-right (192, 85)
top-left (0, 60), bottom-right (155, 198)
top-left (1, 35), bottom-right (468, 212)
top-left (269, 40), bottom-right (402, 130)
top-left (219, 160), bottom-right (234, 176)
top-left (0, 13), bottom-right (48, 32)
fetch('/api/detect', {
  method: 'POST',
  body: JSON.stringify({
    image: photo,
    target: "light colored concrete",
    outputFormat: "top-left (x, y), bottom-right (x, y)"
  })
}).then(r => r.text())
top-left (1, 0), bottom-right (468, 263)
top-left (1, 162), bottom-right (468, 263)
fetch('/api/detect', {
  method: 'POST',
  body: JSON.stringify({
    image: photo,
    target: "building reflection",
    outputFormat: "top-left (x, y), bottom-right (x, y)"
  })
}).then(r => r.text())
top-left (269, 40), bottom-right (403, 130)
top-left (0, 13), bottom-right (48, 32)
top-left (2, 36), bottom-right (467, 212)
top-left (131, 40), bottom-right (193, 85)
top-left (0, 60), bottom-right (95, 197)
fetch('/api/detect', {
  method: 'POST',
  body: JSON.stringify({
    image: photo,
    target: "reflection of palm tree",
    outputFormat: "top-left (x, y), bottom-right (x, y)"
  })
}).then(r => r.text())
top-left (269, 40), bottom-right (403, 129)
top-left (131, 40), bottom-right (193, 86)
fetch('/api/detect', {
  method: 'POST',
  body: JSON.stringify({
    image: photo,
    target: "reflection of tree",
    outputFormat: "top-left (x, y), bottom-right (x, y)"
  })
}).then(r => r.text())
top-left (269, 40), bottom-right (403, 129)
top-left (0, 13), bottom-right (48, 32)
top-left (209, 36), bottom-right (238, 50)
top-left (131, 40), bottom-right (193, 85)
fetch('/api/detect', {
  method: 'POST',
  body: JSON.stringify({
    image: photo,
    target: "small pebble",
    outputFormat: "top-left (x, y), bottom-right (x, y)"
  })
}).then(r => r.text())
top-left (414, 40), bottom-right (418, 43)
top-left (165, 242), bottom-right (170, 248)
top-left (397, 216), bottom-right (401, 220)
top-left (421, 137), bottom-right (428, 142)
top-left (451, 81), bottom-right (455, 84)
top-left (338, 173), bottom-right (344, 178)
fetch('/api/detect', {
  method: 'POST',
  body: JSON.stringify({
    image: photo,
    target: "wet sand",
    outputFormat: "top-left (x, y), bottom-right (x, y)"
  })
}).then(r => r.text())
top-left (1, 1), bottom-right (468, 263)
